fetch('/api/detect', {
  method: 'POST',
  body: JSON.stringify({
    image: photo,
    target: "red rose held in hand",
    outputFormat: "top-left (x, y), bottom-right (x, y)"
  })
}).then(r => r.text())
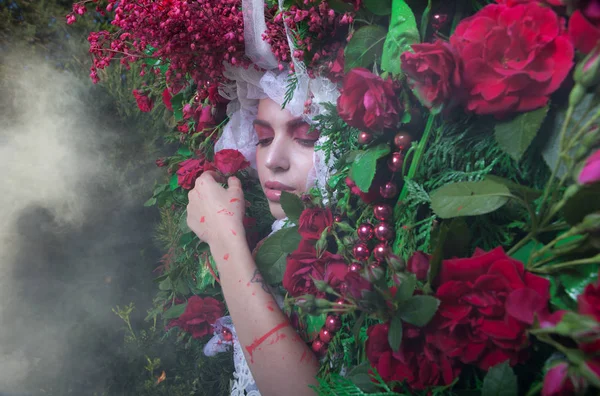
top-left (132, 89), bottom-right (154, 112)
top-left (433, 247), bottom-right (550, 370)
top-left (167, 296), bottom-right (224, 339)
top-left (176, 157), bottom-right (206, 190)
top-left (298, 208), bottom-right (334, 240)
top-left (366, 322), bottom-right (461, 391)
top-left (212, 149), bottom-right (250, 176)
top-left (337, 68), bottom-right (400, 132)
top-left (401, 40), bottom-right (462, 113)
top-left (450, 3), bottom-right (574, 116)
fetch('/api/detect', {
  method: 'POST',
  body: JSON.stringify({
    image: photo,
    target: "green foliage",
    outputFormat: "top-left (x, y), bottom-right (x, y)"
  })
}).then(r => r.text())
top-left (280, 191), bottom-right (305, 223)
top-left (350, 144), bottom-right (391, 192)
top-left (381, 0), bottom-right (419, 76)
top-left (430, 179), bottom-right (511, 219)
top-left (344, 25), bottom-right (387, 72)
top-left (255, 226), bottom-right (302, 284)
top-left (481, 361), bottom-right (518, 396)
top-left (494, 106), bottom-right (549, 162)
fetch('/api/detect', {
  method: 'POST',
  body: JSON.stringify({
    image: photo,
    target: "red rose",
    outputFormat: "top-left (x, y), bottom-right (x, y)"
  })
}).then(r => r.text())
top-left (450, 3), bottom-right (574, 116)
top-left (176, 157), bottom-right (205, 190)
top-left (212, 149), bottom-right (250, 176)
top-left (366, 322), bottom-right (461, 391)
top-left (407, 251), bottom-right (431, 281)
top-left (132, 89), bottom-right (154, 112)
top-left (337, 68), bottom-right (400, 132)
top-left (578, 149), bottom-right (600, 185)
top-left (496, 0), bottom-right (565, 6)
top-left (167, 296), bottom-right (224, 339)
top-left (542, 362), bottom-right (584, 396)
top-left (327, 47), bottom-right (346, 83)
top-left (298, 208), bottom-right (334, 240)
top-left (162, 88), bottom-right (173, 111)
top-left (194, 105), bottom-right (216, 131)
top-left (323, 254), bottom-right (349, 292)
top-left (344, 271), bottom-right (373, 300)
top-left (432, 247), bottom-right (550, 370)
top-left (578, 279), bottom-right (600, 322)
top-left (283, 250), bottom-right (327, 297)
top-left (401, 40), bottom-right (462, 114)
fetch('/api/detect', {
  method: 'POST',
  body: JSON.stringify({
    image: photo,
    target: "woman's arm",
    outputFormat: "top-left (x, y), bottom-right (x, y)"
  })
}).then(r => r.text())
top-left (187, 172), bottom-right (319, 396)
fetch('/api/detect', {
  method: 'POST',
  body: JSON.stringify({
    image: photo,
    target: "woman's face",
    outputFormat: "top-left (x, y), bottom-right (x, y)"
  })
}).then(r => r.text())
top-left (254, 98), bottom-right (319, 219)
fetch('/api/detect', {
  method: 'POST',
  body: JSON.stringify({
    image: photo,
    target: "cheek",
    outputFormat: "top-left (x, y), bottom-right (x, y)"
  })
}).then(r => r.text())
top-left (255, 149), bottom-right (267, 182)
top-left (291, 149), bottom-right (315, 190)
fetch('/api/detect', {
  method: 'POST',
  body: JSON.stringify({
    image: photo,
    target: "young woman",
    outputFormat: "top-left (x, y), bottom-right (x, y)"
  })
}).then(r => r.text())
top-left (185, 97), bottom-right (322, 395)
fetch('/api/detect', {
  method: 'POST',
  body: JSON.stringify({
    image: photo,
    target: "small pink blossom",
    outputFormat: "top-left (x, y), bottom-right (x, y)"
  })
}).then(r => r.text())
top-left (579, 149), bottom-right (600, 184)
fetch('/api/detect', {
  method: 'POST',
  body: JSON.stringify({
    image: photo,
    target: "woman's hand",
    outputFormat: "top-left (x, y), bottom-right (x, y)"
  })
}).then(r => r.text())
top-left (186, 171), bottom-right (246, 248)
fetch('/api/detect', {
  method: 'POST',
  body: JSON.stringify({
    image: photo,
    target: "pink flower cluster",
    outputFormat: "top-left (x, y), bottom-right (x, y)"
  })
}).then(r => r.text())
top-left (263, 1), bottom-right (352, 74)
top-left (79, 0), bottom-right (248, 93)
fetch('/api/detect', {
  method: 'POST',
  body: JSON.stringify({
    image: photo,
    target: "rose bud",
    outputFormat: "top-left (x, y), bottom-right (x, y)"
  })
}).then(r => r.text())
top-left (575, 45), bottom-right (600, 88)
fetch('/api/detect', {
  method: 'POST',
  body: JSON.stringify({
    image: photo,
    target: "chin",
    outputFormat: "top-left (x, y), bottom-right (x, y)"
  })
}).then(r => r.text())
top-left (268, 202), bottom-right (286, 220)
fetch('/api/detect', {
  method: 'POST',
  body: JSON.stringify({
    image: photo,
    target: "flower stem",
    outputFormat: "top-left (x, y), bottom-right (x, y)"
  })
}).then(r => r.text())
top-left (530, 253), bottom-right (600, 273)
top-left (394, 114), bottom-right (435, 218)
top-left (540, 106), bottom-right (574, 210)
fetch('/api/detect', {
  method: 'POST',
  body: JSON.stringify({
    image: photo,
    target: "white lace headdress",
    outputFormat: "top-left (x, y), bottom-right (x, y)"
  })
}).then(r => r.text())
top-left (214, 0), bottom-right (340, 193)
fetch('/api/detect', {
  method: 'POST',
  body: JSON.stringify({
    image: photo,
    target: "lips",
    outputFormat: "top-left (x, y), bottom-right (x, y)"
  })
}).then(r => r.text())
top-left (264, 181), bottom-right (295, 203)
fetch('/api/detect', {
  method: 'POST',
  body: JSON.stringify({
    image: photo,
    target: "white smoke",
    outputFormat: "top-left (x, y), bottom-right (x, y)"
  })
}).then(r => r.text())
top-left (0, 54), bottom-right (161, 393)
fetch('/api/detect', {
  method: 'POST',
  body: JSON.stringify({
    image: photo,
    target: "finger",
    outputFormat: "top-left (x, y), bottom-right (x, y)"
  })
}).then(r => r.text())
top-left (202, 170), bottom-right (226, 184)
top-left (227, 176), bottom-right (242, 190)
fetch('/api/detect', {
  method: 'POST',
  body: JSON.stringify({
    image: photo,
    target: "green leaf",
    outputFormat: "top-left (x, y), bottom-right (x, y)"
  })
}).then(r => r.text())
top-left (144, 197), bottom-right (157, 207)
top-left (162, 302), bottom-right (187, 319)
top-left (441, 218), bottom-right (472, 259)
top-left (176, 146), bottom-right (192, 157)
top-left (559, 264), bottom-right (599, 301)
top-left (485, 175), bottom-right (542, 203)
top-left (388, 315), bottom-right (403, 352)
top-left (430, 179), bottom-right (511, 219)
top-left (364, 0), bottom-right (392, 15)
top-left (255, 226), bottom-right (301, 284)
top-left (494, 106), bottom-right (548, 162)
top-left (171, 93), bottom-right (185, 121)
top-left (381, 0), bottom-right (419, 76)
top-left (344, 25), bottom-right (387, 72)
top-left (280, 191), bottom-right (304, 224)
top-left (481, 361), bottom-right (518, 396)
top-left (398, 295), bottom-right (439, 326)
top-left (327, 0), bottom-right (353, 13)
top-left (510, 239), bottom-right (544, 264)
top-left (420, 0), bottom-right (432, 41)
top-left (563, 183), bottom-right (600, 226)
top-left (349, 144), bottom-right (391, 192)
top-left (346, 361), bottom-right (379, 393)
top-left (158, 277), bottom-right (172, 291)
top-left (169, 173), bottom-right (179, 191)
top-left (394, 273), bottom-right (417, 303)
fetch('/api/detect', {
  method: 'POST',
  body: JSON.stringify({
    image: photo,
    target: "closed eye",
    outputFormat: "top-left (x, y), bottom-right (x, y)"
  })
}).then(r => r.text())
top-left (256, 137), bottom-right (273, 147)
top-left (296, 138), bottom-right (317, 147)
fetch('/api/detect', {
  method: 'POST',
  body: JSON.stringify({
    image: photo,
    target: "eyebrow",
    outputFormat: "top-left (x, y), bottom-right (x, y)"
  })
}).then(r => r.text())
top-left (252, 117), bottom-right (308, 129)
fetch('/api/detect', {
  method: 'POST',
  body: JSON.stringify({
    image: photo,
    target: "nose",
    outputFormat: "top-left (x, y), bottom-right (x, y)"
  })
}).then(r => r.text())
top-left (264, 135), bottom-right (291, 172)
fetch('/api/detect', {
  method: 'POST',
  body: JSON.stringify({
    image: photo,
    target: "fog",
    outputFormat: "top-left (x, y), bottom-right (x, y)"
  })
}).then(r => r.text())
top-left (0, 54), bottom-right (162, 394)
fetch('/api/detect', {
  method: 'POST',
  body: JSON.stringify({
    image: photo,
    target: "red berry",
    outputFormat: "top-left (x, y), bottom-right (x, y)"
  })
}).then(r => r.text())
top-left (374, 222), bottom-right (394, 241)
top-left (387, 151), bottom-right (404, 172)
top-left (349, 262), bottom-right (362, 272)
top-left (325, 315), bottom-right (342, 332)
top-left (394, 132), bottom-right (413, 150)
top-left (373, 204), bottom-right (393, 221)
top-left (358, 131), bottom-right (373, 145)
top-left (319, 328), bottom-right (333, 343)
top-left (221, 328), bottom-right (233, 342)
top-left (353, 243), bottom-right (370, 261)
top-left (373, 243), bottom-right (390, 261)
top-left (357, 223), bottom-right (374, 241)
top-left (312, 339), bottom-right (326, 355)
top-left (380, 182), bottom-right (398, 199)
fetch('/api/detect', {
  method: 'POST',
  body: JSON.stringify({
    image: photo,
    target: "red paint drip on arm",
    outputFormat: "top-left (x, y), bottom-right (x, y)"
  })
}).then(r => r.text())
top-left (200, 216), bottom-right (205, 223)
top-left (223, 253), bottom-right (229, 260)
top-left (231, 229), bottom-right (237, 236)
top-left (230, 198), bottom-right (240, 203)
top-left (245, 321), bottom-right (289, 363)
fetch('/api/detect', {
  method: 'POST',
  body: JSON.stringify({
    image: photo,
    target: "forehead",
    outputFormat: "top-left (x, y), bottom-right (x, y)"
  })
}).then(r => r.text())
top-left (256, 98), bottom-right (304, 127)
